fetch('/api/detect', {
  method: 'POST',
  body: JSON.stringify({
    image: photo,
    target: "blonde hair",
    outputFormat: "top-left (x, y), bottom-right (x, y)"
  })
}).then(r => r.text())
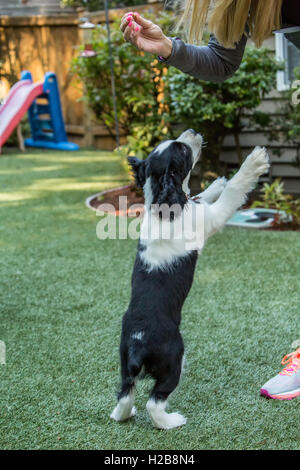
top-left (174, 0), bottom-right (283, 48)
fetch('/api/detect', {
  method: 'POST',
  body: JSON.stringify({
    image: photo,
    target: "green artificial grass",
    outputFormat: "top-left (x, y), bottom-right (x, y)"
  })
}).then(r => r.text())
top-left (0, 148), bottom-right (299, 450)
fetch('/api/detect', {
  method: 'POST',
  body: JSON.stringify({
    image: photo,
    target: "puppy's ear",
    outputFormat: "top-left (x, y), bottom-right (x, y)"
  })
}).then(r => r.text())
top-left (128, 156), bottom-right (146, 189)
top-left (156, 172), bottom-right (187, 220)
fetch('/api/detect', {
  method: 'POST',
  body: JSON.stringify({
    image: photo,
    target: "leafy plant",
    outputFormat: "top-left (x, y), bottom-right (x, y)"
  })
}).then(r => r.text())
top-left (124, 121), bottom-right (170, 160)
top-left (271, 65), bottom-right (300, 171)
top-left (251, 178), bottom-right (300, 226)
top-left (164, 47), bottom-right (283, 174)
top-left (71, 9), bottom-right (282, 181)
top-left (70, 11), bottom-right (174, 152)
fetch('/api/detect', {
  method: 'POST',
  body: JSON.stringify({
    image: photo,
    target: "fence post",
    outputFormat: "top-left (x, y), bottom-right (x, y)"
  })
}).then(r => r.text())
top-left (83, 100), bottom-right (94, 147)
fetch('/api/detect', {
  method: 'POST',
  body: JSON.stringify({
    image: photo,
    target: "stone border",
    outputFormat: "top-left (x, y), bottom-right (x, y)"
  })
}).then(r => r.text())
top-left (85, 184), bottom-right (131, 212)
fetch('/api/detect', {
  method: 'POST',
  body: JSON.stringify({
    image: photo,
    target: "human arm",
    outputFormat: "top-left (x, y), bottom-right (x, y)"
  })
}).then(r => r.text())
top-left (159, 34), bottom-right (247, 83)
top-left (120, 12), bottom-right (247, 83)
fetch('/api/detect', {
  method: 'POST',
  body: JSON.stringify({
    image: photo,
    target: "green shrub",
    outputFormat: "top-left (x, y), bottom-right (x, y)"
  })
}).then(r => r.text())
top-left (251, 178), bottom-right (300, 226)
top-left (71, 10), bottom-right (282, 176)
top-left (164, 47), bottom-right (283, 174)
top-left (270, 65), bottom-right (300, 173)
top-left (70, 11), bottom-right (173, 157)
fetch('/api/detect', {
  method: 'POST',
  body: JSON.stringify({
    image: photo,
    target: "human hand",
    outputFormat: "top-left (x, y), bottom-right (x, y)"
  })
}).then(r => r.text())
top-left (120, 11), bottom-right (173, 59)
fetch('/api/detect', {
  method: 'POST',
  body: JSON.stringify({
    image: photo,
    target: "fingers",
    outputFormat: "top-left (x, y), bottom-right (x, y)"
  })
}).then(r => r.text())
top-left (120, 11), bottom-right (151, 34)
top-left (120, 12), bottom-right (134, 32)
top-left (133, 12), bottom-right (152, 29)
top-left (123, 23), bottom-right (139, 45)
top-left (123, 25), bottom-right (133, 43)
top-left (121, 12), bottom-right (141, 44)
top-left (120, 12), bottom-right (138, 32)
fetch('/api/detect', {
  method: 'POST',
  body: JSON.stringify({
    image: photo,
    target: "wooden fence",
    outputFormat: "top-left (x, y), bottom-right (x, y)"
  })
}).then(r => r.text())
top-left (0, 2), bottom-right (163, 149)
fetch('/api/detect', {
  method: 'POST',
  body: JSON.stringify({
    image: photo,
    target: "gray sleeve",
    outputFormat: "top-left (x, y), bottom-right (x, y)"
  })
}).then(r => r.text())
top-left (159, 34), bottom-right (248, 83)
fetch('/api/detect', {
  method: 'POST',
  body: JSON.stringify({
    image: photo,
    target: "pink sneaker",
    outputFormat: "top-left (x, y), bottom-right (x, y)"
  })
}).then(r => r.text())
top-left (260, 348), bottom-right (300, 400)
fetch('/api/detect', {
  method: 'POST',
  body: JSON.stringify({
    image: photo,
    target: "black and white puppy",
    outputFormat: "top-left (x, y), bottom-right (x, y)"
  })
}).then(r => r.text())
top-left (110, 129), bottom-right (269, 429)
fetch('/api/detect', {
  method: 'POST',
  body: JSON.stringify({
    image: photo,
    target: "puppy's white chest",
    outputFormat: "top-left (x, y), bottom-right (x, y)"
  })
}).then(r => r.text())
top-left (140, 238), bottom-right (188, 270)
top-left (139, 204), bottom-right (204, 270)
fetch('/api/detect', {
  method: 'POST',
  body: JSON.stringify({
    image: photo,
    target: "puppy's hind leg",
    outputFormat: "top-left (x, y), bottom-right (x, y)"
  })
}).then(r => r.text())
top-left (146, 363), bottom-right (186, 430)
top-left (110, 384), bottom-right (136, 422)
top-left (110, 350), bottom-right (139, 422)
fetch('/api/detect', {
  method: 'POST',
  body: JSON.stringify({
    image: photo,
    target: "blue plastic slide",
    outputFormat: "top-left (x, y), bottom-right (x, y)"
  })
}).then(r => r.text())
top-left (21, 71), bottom-right (79, 151)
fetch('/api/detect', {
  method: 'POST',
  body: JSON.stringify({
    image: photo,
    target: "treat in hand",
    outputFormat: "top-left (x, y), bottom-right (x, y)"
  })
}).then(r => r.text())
top-left (120, 11), bottom-right (172, 59)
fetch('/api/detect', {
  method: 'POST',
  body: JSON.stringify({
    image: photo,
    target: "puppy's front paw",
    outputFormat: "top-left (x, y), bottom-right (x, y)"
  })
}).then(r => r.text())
top-left (243, 146), bottom-right (270, 177)
top-left (213, 176), bottom-right (227, 191)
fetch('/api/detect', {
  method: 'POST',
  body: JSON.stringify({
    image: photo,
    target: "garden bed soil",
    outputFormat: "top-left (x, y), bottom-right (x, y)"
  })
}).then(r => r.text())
top-left (90, 184), bottom-right (144, 217)
top-left (264, 222), bottom-right (300, 231)
top-left (90, 184), bottom-right (300, 231)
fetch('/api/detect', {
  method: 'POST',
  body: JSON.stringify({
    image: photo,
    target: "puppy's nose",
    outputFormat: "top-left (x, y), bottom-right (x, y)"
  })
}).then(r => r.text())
top-left (188, 129), bottom-right (197, 136)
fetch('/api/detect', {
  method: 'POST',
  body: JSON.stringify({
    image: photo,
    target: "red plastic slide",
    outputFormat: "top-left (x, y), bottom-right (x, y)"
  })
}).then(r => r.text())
top-left (0, 79), bottom-right (44, 149)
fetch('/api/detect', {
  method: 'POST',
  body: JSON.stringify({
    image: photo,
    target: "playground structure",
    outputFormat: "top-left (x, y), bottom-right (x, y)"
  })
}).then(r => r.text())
top-left (0, 71), bottom-right (79, 151)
